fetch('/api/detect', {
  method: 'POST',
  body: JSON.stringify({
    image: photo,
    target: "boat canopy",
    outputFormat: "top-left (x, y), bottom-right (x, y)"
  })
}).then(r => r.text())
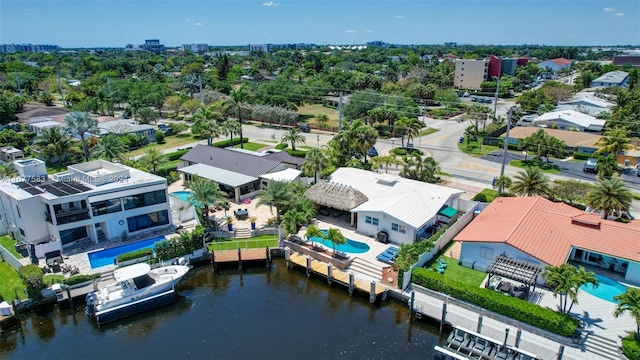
top-left (114, 263), bottom-right (151, 282)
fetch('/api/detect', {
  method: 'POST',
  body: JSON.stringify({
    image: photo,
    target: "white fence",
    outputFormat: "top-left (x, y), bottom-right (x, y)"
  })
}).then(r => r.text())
top-left (402, 201), bottom-right (485, 290)
top-left (0, 245), bottom-right (24, 271)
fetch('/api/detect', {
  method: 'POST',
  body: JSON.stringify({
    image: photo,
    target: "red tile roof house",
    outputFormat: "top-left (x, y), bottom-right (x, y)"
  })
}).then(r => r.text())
top-left (454, 197), bottom-right (640, 285)
top-left (537, 58), bottom-right (572, 72)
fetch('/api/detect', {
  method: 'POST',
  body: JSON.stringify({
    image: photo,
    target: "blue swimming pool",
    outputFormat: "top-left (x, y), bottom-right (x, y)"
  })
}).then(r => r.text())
top-left (171, 191), bottom-right (198, 206)
top-left (580, 273), bottom-right (627, 303)
top-left (87, 236), bottom-right (166, 269)
top-left (307, 230), bottom-right (370, 254)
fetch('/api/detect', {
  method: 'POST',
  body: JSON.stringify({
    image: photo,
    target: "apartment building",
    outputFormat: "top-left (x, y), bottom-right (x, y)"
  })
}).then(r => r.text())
top-left (454, 59), bottom-right (489, 90)
top-left (0, 159), bottom-right (171, 256)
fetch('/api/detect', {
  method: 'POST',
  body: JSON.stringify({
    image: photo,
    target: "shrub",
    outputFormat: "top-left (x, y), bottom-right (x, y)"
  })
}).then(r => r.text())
top-left (154, 131), bottom-right (165, 144)
top-left (156, 164), bottom-right (178, 178)
top-left (63, 273), bottom-right (101, 286)
top-left (154, 228), bottom-right (205, 261)
top-left (167, 149), bottom-right (191, 161)
top-left (116, 248), bottom-right (153, 263)
top-left (412, 267), bottom-right (578, 336)
top-left (18, 264), bottom-right (44, 299)
top-left (573, 152), bottom-right (591, 160)
top-left (472, 193), bottom-right (488, 202)
top-left (286, 149), bottom-right (307, 158)
top-left (395, 226), bottom-right (447, 273)
top-left (275, 143), bottom-right (288, 150)
top-left (622, 335), bottom-right (640, 360)
top-left (393, 148), bottom-right (408, 155)
top-left (212, 137), bottom-right (248, 148)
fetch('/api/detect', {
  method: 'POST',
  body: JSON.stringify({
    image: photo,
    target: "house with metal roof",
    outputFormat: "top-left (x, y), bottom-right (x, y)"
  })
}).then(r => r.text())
top-left (590, 70), bottom-right (629, 88)
top-left (454, 197), bottom-right (640, 285)
top-left (179, 145), bottom-right (304, 202)
top-left (533, 109), bottom-right (606, 133)
top-left (304, 168), bottom-right (464, 245)
top-left (556, 92), bottom-right (614, 116)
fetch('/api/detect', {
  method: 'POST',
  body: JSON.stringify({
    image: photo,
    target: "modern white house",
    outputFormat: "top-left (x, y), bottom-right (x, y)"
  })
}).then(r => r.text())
top-left (27, 118), bottom-right (64, 135)
top-left (454, 197), bottom-right (640, 285)
top-left (533, 109), bottom-right (606, 133)
top-left (556, 92), bottom-right (615, 116)
top-left (98, 120), bottom-right (157, 143)
top-left (0, 147), bottom-right (25, 164)
top-left (0, 159), bottom-right (172, 257)
top-left (590, 70), bottom-right (629, 88)
top-left (304, 168), bottom-right (464, 245)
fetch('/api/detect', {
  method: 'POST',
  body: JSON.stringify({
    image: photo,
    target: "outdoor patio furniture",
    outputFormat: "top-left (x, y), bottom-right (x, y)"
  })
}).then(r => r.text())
top-left (376, 252), bottom-right (395, 264)
top-left (497, 281), bottom-right (513, 294)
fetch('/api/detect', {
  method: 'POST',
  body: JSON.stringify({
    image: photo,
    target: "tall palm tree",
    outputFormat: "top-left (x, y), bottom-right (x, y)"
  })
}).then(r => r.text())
top-left (333, 120), bottom-right (365, 159)
top-left (305, 224), bottom-right (324, 248)
top-left (192, 105), bottom-right (223, 146)
top-left (0, 163), bottom-right (16, 177)
top-left (585, 178), bottom-right (633, 219)
top-left (420, 157), bottom-right (441, 183)
top-left (494, 175), bottom-right (512, 195)
top-left (223, 86), bottom-right (251, 149)
top-left (256, 180), bottom-right (292, 224)
top-left (187, 175), bottom-right (226, 227)
top-left (34, 127), bottom-right (77, 165)
top-left (595, 127), bottom-right (633, 155)
top-left (64, 111), bottom-right (98, 162)
top-left (90, 134), bottom-right (127, 162)
top-left (614, 288), bottom-right (640, 340)
top-left (404, 118), bottom-right (423, 148)
top-left (354, 124), bottom-right (379, 163)
top-left (542, 264), bottom-right (596, 314)
top-left (595, 153), bottom-right (620, 179)
top-left (281, 128), bottom-right (306, 151)
top-left (198, 121), bottom-right (222, 147)
top-left (371, 154), bottom-right (401, 173)
top-left (510, 167), bottom-right (551, 197)
top-left (302, 148), bottom-right (327, 183)
top-left (326, 227), bottom-right (346, 257)
top-left (566, 266), bottom-right (598, 314)
top-left (221, 118), bottom-right (241, 146)
top-left (139, 148), bottom-right (168, 174)
top-left (394, 118), bottom-right (409, 148)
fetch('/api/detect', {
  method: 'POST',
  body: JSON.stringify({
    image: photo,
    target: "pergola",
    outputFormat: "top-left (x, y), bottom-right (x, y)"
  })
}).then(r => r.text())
top-left (486, 255), bottom-right (542, 292)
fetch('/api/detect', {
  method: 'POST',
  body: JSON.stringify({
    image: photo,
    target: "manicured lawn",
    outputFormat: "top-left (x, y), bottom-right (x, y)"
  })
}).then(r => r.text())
top-left (509, 159), bottom-right (561, 174)
top-left (44, 274), bottom-right (65, 286)
top-left (457, 138), bottom-right (502, 157)
top-left (418, 128), bottom-right (439, 137)
top-left (229, 142), bottom-right (270, 152)
top-left (0, 235), bottom-right (23, 259)
top-left (126, 135), bottom-right (198, 157)
top-left (473, 188), bottom-right (499, 203)
top-left (429, 255), bottom-right (486, 286)
top-left (297, 104), bottom-right (339, 128)
top-left (0, 261), bottom-right (27, 301)
top-left (207, 235), bottom-right (279, 251)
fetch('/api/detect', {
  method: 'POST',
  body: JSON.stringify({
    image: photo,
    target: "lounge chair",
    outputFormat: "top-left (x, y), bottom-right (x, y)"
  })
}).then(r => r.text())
top-left (434, 265), bottom-right (445, 274)
top-left (482, 344), bottom-right (497, 358)
top-left (382, 250), bottom-right (398, 259)
top-left (386, 246), bottom-right (399, 255)
top-left (438, 259), bottom-right (448, 268)
top-left (376, 253), bottom-right (394, 264)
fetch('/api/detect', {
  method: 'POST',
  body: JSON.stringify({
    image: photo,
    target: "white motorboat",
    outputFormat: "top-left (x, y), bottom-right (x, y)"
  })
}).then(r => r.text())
top-left (86, 262), bottom-right (190, 321)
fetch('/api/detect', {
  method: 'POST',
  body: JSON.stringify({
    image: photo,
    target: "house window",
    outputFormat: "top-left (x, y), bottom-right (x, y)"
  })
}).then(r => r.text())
top-left (480, 246), bottom-right (494, 260)
top-left (123, 190), bottom-right (167, 210)
top-left (127, 210), bottom-right (170, 233)
top-left (365, 216), bottom-right (379, 226)
top-left (60, 226), bottom-right (88, 245)
top-left (16, 205), bottom-right (20, 218)
top-left (91, 198), bottom-right (122, 216)
top-left (391, 223), bottom-right (406, 233)
top-left (19, 228), bottom-right (25, 236)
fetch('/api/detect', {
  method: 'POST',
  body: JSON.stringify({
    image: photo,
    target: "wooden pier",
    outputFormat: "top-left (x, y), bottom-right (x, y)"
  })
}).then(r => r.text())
top-left (211, 248), bottom-right (271, 271)
top-left (286, 250), bottom-right (386, 303)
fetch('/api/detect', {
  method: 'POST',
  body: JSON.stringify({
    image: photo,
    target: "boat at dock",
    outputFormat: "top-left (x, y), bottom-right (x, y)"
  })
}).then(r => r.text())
top-left (435, 326), bottom-right (539, 360)
top-left (85, 262), bottom-right (190, 324)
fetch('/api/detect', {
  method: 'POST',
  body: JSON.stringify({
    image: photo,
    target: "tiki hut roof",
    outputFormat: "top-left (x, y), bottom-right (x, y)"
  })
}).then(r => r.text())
top-left (304, 180), bottom-right (368, 211)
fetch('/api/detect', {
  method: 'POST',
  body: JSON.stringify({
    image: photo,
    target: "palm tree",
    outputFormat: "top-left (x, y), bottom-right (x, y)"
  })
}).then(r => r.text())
top-left (187, 175), bottom-right (226, 227)
top-left (585, 178), bottom-right (633, 219)
top-left (305, 224), bottom-right (324, 248)
top-left (34, 127), bottom-right (77, 165)
top-left (566, 266), bottom-right (598, 314)
top-left (354, 124), bottom-right (379, 163)
top-left (256, 180), bottom-right (292, 224)
top-left (595, 154), bottom-right (619, 179)
top-left (494, 175), bottom-right (512, 195)
top-left (91, 134), bottom-right (127, 162)
top-left (542, 264), bottom-right (597, 314)
top-left (139, 148), bottom-right (168, 174)
top-left (420, 157), bottom-right (441, 183)
top-left (510, 168), bottom-right (551, 197)
top-left (282, 209), bottom-right (307, 235)
top-left (0, 163), bottom-right (16, 177)
top-left (315, 114), bottom-right (329, 129)
top-left (223, 86), bottom-right (251, 149)
top-left (198, 121), bottom-right (222, 147)
top-left (404, 118), bottom-right (422, 148)
top-left (394, 118), bottom-right (409, 148)
top-left (326, 227), bottom-right (346, 257)
top-left (595, 127), bottom-right (633, 155)
top-left (614, 288), bottom-right (640, 340)
top-left (464, 126), bottom-right (476, 148)
top-left (192, 105), bottom-right (223, 146)
top-left (221, 118), bottom-right (241, 146)
top-left (281, 128), bottom-right (306, 151)
top-left (64, 111), bottom-right (98, 162)
top-left (302, 148), bottom-right (327, 183)
top-left (371, 154), bottom-right (401, 173)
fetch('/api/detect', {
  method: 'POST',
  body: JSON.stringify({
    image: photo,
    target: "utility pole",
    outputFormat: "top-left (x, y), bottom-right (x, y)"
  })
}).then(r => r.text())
top-left (198, 75), bottom-right (204, 105)
top-left (338, 91), bottom-right (343, 131)
top-left (500, 107), bottom-right (513, 182)
top-left (107, 77), bottom-right (113, 116)
top-left (57, 69), bottom-right (66, 106)
top-left (493, 76), bottom-right (500, 119)
top-left (14, 70), bottom-right (22, 96)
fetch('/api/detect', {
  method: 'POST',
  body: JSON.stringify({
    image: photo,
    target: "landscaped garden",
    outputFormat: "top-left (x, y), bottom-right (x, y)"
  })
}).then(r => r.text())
top-left (509, 159), bottom-right (561, 174)
top-left (457, 137), bottom-right (502, 157)
top-left (0, 235), bottom-right (23, 259)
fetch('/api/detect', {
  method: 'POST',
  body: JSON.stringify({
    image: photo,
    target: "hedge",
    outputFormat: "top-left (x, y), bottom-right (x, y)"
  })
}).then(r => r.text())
top-left (18, 264), bottom-right (44, 298)
top-left (285, 149), bottom-right (307, 158)
top-left (573, 152), bottom-right (591, 160)
top-left (623, 335), bottom-right (640, 360)
top-left (63, 273), bottom-right (101, 286)
top-left (116, 248), bottom-right (153, 263)
top-left (167, 149), bottom-right (191, 161)
top-left (275, 143), bottom-right (288, 150)
top-left (412, 267), bottom-right (578, 337)
top-left (156, 164), bottom-right (178, 178)
top-left (212, 137), bottom-right (248, 148)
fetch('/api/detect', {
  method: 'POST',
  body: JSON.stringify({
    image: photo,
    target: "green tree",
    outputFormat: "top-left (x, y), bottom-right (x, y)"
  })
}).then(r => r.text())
top-left (0, 163), bottom-right (17, 177)
top-left (155, 130), bottom-right (166, 144)
top-left (223, 86), bottom-right (251, 149)
top-left (542, 264), bottom-right (597, 315)
top-left (281, 128), bottom-right (306, 151)
top-left (510, 167), bottom-right (551, 197)
top-left (256, 180), bottom-right (292, 224)
top-left (165, 95), bottom-right (185, 117)
top-left (192, 105), bottom-right (222, 145)
top-left (495, 175), bottom-right (512, 195)
top-left (614, 288), bottom-right (640, 340)
top-left (326, 227), bottom-right (346, 257)
top-left (139, 148), bottom-right (168, 174)
top-left (221, 118), bottom-right (241, 145)
top-left (585, 178), bottom-right (633, 219)
top-left (315, 114), bottom-right (329, 129)
top-left (90, 134), bottom-right (127, 162)
top-left (404, 117), bottom-right (422, 148)
top-left (304, 224), bottom-right (323, 248)
top-left (64, 111), bottom-right (98, 161)
top-left (550, 179), bottom-right (593, 204)
top-left (136, 106), bottom-right (159, 124)
top-left (302, 148), bottom-right (327, 183)
top-left (187, 175), bottom-right (227, 227)
top-left (595, 127), bottom-right (632, 155)
top-left (34, 127), bottom-right (78, 164)
top-left (371, 154), bottom-right (402, 173)
top-left (596, 154), bottom-right (620, 179)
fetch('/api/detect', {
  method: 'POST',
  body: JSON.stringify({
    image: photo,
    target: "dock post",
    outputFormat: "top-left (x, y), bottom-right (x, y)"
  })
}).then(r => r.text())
top-left (265, 246), bottom-right (271, 267)
top-left (305, 256), bottom-right (311, 277)
top-left (440, 301), bottom-right (447, 332)
top-left (327, 264), bottom-right (332, 285)
top-left (11, 300), bottom-right (21, 329)
top-left (66, 285), bottom-right (73, 308)
top-left (284, 247), bottom-right (290, 268)
top-left (369, 281), bottom-right (376, 304)
top-left (477, 314), bottom-right (483, 333)
top-left (409, 291), bottom-right (415, 319)
top-left (557, 344), bottom-right (565, 360)
top-left (348, 273), bottom-right (354, 294)
top-left (515, 328), bottom-right (522, 348)
top-left (238, 248), bottom-right (242, 270)
top-left (211, 251), bottom-right (216, 272)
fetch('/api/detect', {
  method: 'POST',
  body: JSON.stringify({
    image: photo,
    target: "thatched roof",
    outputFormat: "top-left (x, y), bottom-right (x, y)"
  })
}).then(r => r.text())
top-left (304, 180), bottom-right (368, 211)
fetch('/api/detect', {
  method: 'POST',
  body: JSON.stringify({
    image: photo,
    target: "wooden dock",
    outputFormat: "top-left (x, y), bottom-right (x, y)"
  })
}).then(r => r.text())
top-left (287, 251), bottom-right (386, 303)
top-left (211, 248), bottom-right (271, 271)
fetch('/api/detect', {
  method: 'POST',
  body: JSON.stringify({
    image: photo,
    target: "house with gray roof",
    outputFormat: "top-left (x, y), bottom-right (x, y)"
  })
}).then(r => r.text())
top-left (98, 120), bottom-right (157, 143)
top-left (179, 145), bottom-right (305, 202)
top-left (590, 70), bottom-right (629, 88)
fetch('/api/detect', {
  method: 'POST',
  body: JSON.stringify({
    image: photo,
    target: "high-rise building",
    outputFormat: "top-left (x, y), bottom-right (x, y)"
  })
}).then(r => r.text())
top-left (182, 44), bottom-right (209, 53)
top-left (142, 39), bottom-right (165, 52)
top-left (0, 43), bottom-right (59, 53)
top-left (454, 59), bottom-right (489, 90)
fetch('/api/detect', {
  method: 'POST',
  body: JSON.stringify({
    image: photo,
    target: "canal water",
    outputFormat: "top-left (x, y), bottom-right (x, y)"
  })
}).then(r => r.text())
top-left (1, 260), bottom-right (443, 359)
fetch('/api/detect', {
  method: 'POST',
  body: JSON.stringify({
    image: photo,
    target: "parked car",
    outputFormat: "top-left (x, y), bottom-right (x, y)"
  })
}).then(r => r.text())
top-left (297, 124), bottom-right (311, 132)
top-left (583, 158), bottom-right (598, 173)
top-left (367, 147), bottom-right (378, 157)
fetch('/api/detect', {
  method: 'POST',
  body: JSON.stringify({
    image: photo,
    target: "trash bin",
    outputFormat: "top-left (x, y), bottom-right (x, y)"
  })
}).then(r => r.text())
top-left (459, 137), bottom-right (464, 144)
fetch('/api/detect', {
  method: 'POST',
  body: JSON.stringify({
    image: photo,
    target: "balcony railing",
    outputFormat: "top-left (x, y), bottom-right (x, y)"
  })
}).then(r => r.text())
top-left (55, 208), bottom-right (91, 225)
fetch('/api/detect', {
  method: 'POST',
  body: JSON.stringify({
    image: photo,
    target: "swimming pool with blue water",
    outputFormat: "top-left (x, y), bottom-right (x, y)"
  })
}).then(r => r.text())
top-left (307, 230), bottom-right (370, 254)
top-left (171, 191), bottom-right (199, 206)
top-left (579, 273), bottom-right (627, 303)
top-left (87, 236), bottom-right (166, 269)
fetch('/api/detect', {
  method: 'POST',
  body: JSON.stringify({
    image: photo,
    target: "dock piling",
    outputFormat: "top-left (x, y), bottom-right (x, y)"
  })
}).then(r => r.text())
top-left (327, 264), bottom-right (332, 285)
top-left (237, 248), bottom-right (242, 270)
top-left (66, 286), bottom-right (73, 308)
top-left (11, 300), bottom-right (21, 329)
top-left (265, 246), bottom-right (270, 267)
top-left (348, 273), bottom-right (354, 294)
top-left (515, 328), bottom-right (522, 348)
top-left (284, 247), bottom-right (290, 269)
top-left (305, 256), bottom-right (311, 277)
top-left (409, 291), bottom-right (415, 319)
top-left (477, 314), bottom-right (483, 333)
top-left (211, 251), bottom-right (217, 272)
top-left (440, 301), bottom-right (447, 332)
top-left (557, 344), bottom-right (565, 360)
top-left (369, 282), bottom-right (376, 303)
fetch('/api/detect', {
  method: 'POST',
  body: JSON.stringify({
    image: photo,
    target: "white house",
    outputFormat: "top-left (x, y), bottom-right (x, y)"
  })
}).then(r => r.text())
top-left (0, 159), bottom-right (172, 257)
top-left (304, 168), bottom-right (464, 245)
top-left (27, 119), bottom-right (64, 135)
top-left (98, 120), bottom-right (157, 143)
top-left (537, 58), bottom-right (572, 72)
top-left (0, 147), bottom-right (25, 164)
top-left (590, 70), bottom-right (629, 88)
top-left (533, 109), bottom-right (606, 133)
top-left (556, 92), bottom-right (614, 116)
top-left (454, 197), bottom-right (640, 285)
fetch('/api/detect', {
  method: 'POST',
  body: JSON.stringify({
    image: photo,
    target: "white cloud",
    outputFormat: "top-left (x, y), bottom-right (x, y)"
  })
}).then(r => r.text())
top-left (614, 12), bottom-right (625, 16)
top-left (263, 1), bottom-right (279, 7)
top-left (366, 30), bottom-right (375, 33)
top-left (345, 30), bottom-right (356, 33)
top-left (193, 22), bottom-right (203, 26)
top-left (396, 15), bottom-right (404, 19)
top-left (603, 7), bottom-right (616, 12)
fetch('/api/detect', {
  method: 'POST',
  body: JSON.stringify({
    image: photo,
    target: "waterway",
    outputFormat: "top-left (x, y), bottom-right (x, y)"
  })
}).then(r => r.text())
top-left (0, 260), bottom-right (443, 359)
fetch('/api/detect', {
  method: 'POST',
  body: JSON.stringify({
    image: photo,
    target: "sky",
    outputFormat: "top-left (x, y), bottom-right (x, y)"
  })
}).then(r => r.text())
top-left (1, 0), bottom-right (639, 48)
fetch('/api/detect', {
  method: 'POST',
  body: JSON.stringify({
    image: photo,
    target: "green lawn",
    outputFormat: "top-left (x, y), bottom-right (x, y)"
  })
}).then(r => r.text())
top-left (44, 274), bottom-right (65, 286)
top-left (458, 138), bottom-right (502, 157)
top-left (0, 261), bottom-right (27, 301)
top-left (297, 104), bottom-right (340, 128)
top-left (472, 188), bottom-right (499, 203)
top-left (509, 159), bottom-right (561, 174)
top-left (429, 255), bottom-right (486, 286)
top-left (207, 235), bottom-right (279, 251)
top-left (418, 128), bottom-right (439, 137)
top-left (126, 134), bottom-right (198, 157)
top-left (0, 235), bottom-right (23, 259)
top-left (229, 142), bottom-right (270, 152)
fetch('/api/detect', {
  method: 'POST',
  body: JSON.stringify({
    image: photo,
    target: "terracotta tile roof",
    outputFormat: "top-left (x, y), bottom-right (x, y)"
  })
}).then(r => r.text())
top-left (454, 197), bottom-right (640, 266)
top-left (550, 58), bottom-right (572, 66)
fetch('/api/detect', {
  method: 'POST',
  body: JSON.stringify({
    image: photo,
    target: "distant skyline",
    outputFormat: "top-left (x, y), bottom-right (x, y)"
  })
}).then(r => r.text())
top-left (1, 1), bottom-right (639, 48)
